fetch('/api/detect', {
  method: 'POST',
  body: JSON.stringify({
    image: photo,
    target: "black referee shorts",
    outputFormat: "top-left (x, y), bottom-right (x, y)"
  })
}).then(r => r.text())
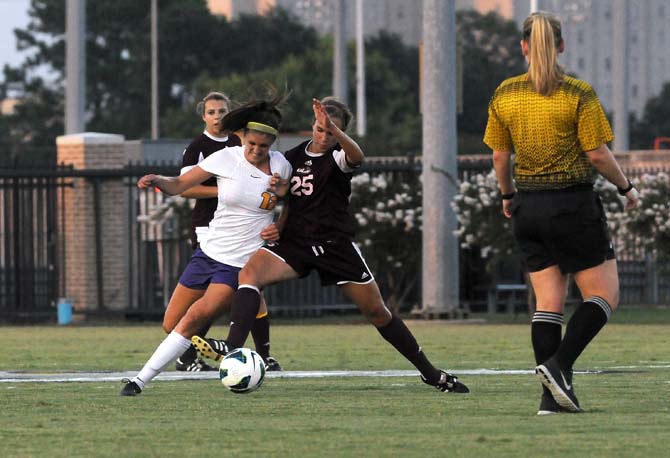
top-left (261, 236), bottom-right (375, 286)
top-left (511, 187), bottom-right (615, 274)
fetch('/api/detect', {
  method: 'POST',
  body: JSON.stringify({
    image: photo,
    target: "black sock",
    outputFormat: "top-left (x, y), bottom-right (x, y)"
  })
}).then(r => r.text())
top-left (376, 314), bottom-right (441, 384)
top-left (179, 323), bottom-right (212, 363)
top-left (251, 314), bottom-right (271, 360)
top-left (531, 311), bottom-right (563, 396)
top-left (226, 287), bottom-right (261, 349)
top-left (556, 296), bottom-right (612, 371)
top-left (179, 345), bottom-right (197, 362)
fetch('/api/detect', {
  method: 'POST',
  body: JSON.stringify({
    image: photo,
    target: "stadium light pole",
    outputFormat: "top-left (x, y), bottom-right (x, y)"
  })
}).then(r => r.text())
top-left (421, 0), bottom-right (459, 317)
top-left (151, 0), bottom-right (159, 140)
top-left (612, 0), bottom-right (630, 151)
top-left (65, 0), bottom-right (85, 134)
top-left (355, 0), bottom-right (366, 136)
top-left (333, 0), bottom-right (347, 105)
top-left (530, 0), bottom-right (539, 13)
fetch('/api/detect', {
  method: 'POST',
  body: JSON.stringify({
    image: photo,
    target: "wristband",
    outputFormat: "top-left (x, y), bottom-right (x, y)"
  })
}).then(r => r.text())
top-left (501, 192), bottom-right (516, 200)
top-left (617, 179), bottom-right (634, 196)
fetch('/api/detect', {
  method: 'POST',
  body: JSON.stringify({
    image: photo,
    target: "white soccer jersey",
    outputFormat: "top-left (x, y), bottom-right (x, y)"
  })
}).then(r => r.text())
top-left (197, 146), bottom-right (292, 267)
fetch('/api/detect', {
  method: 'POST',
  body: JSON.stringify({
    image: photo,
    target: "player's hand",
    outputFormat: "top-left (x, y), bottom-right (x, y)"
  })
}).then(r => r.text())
top-left (313, 98), bottom-right (332, 130)
top-left (624, 187), bottom-right (640, 211)
top-left (268, 172), bottom-right (289, 197)
top-left (502, 199), bottom-right (513, 218)
top-left (138, 174), bottom-right (160, 189)
top-left (260, 223), bottom-right (280, 242)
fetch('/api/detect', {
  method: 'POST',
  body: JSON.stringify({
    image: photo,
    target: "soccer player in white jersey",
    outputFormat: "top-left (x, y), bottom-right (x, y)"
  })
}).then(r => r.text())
top-left (167, 92), bottom-right (282, 372)
top-left (120, 96), bottom-right (291, 396)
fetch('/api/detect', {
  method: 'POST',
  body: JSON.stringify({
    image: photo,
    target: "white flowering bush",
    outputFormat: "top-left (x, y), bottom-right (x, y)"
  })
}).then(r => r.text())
top-left (350, 172), bottom-right (422, 312)
top-left (603, 172), bottom-right (670, 261)
top-left (450, 169), bottom-right (516, 271)
top-left (137, 192), bottom-right (194, 241)
top-left (452, 169), bottom-right (670, 268)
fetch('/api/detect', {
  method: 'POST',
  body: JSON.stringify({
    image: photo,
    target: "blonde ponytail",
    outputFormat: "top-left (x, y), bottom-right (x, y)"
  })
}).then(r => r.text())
top-left (523, 12), bottom-right (564, 95)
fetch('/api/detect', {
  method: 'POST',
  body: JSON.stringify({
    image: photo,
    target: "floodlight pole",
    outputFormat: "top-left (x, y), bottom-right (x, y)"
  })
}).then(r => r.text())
top-left (65, 0), bottom-right (86, 134)
top-left (612, 0), bottom-right (630, 151)
top-left (421, 0), bottom-right (459, 317)
top-left (151, 0), bottom-right (159, 139)
top-left (355, 0), bottom-right (366, 136)
top-left (333, 0), bottom-right (347, 104)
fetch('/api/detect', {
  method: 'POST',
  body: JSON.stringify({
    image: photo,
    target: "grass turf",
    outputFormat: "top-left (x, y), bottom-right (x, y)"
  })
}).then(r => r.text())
top-left (1, 307), bottom-right (669, 457)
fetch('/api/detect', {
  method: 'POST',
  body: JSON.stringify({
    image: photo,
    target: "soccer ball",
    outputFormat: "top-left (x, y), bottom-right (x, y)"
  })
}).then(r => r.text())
top-left (219, 348), bottom-right (266, 393)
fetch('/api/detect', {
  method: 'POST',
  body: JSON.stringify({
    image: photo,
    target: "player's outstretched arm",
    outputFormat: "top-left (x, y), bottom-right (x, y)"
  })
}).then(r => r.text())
top-left (137, 166), bottom-right (213, 196)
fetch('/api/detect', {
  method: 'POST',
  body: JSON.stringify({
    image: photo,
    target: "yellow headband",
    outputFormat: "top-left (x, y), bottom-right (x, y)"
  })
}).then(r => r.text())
top-left (246, 121), bottom-right (278, 136)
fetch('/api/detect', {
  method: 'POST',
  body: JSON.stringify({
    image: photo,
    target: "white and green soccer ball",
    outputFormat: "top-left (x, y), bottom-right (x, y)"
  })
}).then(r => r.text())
top-left (219, 348), bottom-right (266, 393)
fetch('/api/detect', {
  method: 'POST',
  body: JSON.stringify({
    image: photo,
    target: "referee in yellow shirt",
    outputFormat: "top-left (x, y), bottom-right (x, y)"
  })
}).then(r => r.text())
top-left (484, 11), bottom-right (639, 415)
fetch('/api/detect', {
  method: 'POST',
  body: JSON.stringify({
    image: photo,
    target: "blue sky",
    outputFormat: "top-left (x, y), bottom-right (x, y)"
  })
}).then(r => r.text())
top-left (0, 0), bottom-right (30, 72)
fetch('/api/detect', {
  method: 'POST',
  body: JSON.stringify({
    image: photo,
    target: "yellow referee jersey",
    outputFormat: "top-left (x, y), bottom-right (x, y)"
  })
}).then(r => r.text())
top-left (483, 73), bottom-right (613, 191)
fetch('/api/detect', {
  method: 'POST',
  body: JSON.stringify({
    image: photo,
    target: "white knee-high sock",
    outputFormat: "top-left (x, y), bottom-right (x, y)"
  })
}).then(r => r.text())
top-left (133, 331), bottom-right (192, 390)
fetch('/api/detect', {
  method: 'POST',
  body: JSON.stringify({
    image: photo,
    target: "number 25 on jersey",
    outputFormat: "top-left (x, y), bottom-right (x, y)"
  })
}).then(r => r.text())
top-left (291, 174), bottom-right (314, 196)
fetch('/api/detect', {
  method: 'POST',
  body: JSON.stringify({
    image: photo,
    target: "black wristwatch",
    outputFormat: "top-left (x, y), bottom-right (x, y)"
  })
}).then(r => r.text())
top-left (501, 191), bottom-right (516, 200)
top-left (617, 179), bottom-right (634, 196)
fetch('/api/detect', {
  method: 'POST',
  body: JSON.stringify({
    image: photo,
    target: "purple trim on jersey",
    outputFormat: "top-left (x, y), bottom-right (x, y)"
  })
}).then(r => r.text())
top-left (178, 248), bottom-right (241, 290)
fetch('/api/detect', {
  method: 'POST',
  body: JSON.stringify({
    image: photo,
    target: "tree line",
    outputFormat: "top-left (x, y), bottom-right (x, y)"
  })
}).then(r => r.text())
top-left (1, 0), bottom-right (667, 165)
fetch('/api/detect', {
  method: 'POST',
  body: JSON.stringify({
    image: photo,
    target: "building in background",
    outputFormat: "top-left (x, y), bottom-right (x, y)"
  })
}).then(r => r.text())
top-left (1, 98), bottom-right (19, 116)
top-left (538, 0), bottom-right (669, 117)
top-left (209, 0), bottom-right (670, 118)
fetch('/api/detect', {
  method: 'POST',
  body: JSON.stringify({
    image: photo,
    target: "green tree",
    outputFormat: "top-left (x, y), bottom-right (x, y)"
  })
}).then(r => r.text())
top-left (164, 32), bottom-right (422, 155)
top-left (0, 0), bottom-right (317, 162)
top-left (630, 82), bottom-right (670, 149)
top-left (457, 10), bottom-right (526, 153)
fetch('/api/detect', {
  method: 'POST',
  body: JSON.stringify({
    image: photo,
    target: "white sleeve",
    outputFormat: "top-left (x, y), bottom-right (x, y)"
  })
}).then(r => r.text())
top-left (283, 160), bottom-right (293, 180)
top-left (333, 149), bottom-right (358, 173)
top-left (198, 148), bottom-right (229, 176)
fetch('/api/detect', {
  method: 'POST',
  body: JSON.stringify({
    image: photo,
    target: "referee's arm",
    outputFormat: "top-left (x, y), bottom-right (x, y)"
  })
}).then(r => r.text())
top-left (492, 149), bottom-right (516, 218)
top-left (585, 144), bottom-right (640, 209)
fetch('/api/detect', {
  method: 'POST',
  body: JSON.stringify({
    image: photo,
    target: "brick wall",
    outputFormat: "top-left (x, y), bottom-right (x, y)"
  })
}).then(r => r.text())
top-left (56, 133), bottom-right (128, 312)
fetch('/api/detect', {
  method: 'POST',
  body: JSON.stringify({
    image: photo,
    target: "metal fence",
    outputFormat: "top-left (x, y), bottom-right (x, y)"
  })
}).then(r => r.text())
top-left (1, 154), bottom-right (669, 322)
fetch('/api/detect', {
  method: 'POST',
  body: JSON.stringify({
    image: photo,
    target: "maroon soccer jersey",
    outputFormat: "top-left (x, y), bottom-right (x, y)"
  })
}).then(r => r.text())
top-left (283, 140), bottom-right (358, 241)
top-left (181, 131), bottom-right (241, 247)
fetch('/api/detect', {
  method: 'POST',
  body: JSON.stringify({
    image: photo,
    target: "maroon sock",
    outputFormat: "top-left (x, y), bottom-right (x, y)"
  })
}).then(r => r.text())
top-left (225, 287), bottom-right (261, 349)
top-left (251, 314), bottom-right (271, 360)
top-left (376, 314), bottom-right (441, 383)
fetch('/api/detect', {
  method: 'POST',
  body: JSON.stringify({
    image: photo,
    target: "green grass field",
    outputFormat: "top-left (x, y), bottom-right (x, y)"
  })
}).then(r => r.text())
top-left (1, 307), bottom-right (669, 458)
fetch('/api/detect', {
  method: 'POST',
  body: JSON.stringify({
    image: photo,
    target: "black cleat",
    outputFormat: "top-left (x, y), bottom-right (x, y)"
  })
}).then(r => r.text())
top-left (537, 391), bottom-right (571, 416)
top-left (536, 357), bottom-right (582, 412)
top-left (264, 356), bottom-right (283, 372)
top-left (422, 370), bottom-right (469, 393)
top-left (119, 378), bottom-right (142, 397)
top-left (175, 357), bottom-right (217, 372)
top-left (191, 336), bottom-right (229, 362)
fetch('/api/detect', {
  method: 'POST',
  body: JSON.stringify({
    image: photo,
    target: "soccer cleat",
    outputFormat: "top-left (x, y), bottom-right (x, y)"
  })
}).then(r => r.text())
top-left (422, 370), bottom-right (469, 393)
top-left (264, 356), bottom-right (283, 372)
top-left (191, 336), bottom-right (229, 362)
top-left (119, 378), bottom-right (142, 397)
top-left (175, 357), bottom-right (217, 372)
top-left (535, 357), bottom-right (582, 412)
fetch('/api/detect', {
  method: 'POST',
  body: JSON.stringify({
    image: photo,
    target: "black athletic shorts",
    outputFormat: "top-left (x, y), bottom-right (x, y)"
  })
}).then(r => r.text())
top-left (261, 236), bottom-right (375, 286)
top-left (510, 186), bottom-right (615, 274)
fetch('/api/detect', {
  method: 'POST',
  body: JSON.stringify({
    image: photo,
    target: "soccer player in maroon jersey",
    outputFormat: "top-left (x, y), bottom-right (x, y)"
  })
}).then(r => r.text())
top-left (193, 97), bottom-right (469, 393)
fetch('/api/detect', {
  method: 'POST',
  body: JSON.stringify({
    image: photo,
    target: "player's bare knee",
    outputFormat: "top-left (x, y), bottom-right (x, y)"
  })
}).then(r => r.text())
top-left (238, 265), bottom-right (260, 286)
top-left (361, 303), bottom-right (391, 326)
top-left (161, 320), bottom-right (174, 334)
